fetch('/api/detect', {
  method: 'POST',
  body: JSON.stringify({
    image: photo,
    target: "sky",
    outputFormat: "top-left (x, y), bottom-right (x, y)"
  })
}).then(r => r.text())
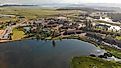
top-left (1, 0), bottom-right (121, 4)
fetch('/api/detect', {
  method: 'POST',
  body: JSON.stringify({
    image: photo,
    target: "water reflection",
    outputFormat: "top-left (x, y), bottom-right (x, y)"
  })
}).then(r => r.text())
top-left (52, 40), bottom-right (56, 47)
top-left (0, 39), bottom-right (98, 68)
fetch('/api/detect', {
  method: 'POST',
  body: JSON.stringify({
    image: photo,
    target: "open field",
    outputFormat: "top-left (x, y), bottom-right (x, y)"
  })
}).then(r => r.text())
top-left (116, 36), bottom-right (121, 40)
top-left (0, 7), bottom-right (80, 22)
top-left (12, 28), bottom-right (25, 40)
top-left (0, 7), bottom-right (58, 22)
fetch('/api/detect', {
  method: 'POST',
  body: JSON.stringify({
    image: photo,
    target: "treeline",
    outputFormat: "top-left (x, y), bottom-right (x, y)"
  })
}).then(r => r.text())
top-left (56, 7), bottom-right (109, 12)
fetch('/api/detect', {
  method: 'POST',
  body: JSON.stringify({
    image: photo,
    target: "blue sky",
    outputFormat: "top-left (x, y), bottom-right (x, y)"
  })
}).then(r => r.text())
top-left (1, 0), bottom-right (121, 4)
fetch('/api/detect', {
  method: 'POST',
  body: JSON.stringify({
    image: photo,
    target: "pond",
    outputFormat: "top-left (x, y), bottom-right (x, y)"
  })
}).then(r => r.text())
top-left (0, 39), bottom-right (98, 68)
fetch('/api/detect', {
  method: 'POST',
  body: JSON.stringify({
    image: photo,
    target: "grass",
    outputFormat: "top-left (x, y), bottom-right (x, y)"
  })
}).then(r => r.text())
top-left (12, 28), bottom-right (26, 40)
top-left (0, 25), bottom-right (7, 30)
top-left (115, 36), bottom-right (121, 40)
top-left (99, 45), bottom-right (121, 59)
top-left (71, 56), bottom-right (121, 68)
top-left (94, 27), bottom-right (103, 31)
top-left (0, 7), bottom-right (80, 22)
top-left (0, 8), bottom-right (58, 22)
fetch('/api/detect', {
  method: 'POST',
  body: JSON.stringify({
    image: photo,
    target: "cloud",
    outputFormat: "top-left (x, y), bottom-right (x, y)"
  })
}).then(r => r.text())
top-left (0, 0), bottom-right (121, 4)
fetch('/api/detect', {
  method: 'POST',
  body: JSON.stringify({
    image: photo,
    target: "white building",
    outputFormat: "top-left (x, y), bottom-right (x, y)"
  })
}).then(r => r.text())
top-left (99, 17), bottom-right (113, 22)
top-left (108, 26), bottom-right (121, 32)
top-left (78, 23), bottom-right (86, 28)
top-left (57, 17), bottom-right (67, 20)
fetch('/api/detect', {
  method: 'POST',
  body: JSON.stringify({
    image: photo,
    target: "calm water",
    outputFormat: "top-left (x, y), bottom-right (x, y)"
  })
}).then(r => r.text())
top-left (0, 39), bottom-right (98, 68)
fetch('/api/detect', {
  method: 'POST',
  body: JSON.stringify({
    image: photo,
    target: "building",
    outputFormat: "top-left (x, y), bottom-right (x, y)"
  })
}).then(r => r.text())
top-left (0, 30), bottom-right (5, 39)
top-left (95, 23), bottom-right (121, 32)
top-left (63, 30), bottom-right (83, 35)
top-left (0, 30), bottom-right (4, 39)
top-left (99, 17), bottom-right (113, 22)
top-left (78, 23), bottom-right (86, 28)
top-left (57, 16), bottom-right (67, 20)
top-left (108, 26), bottom-right (121, 32)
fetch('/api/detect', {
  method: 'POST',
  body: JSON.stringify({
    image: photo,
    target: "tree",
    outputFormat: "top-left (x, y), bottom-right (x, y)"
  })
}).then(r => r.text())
top-left (84, 19), bottom-right (93, 30)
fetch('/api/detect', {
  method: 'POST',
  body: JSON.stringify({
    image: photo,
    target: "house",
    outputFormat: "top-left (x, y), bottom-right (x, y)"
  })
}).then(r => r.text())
top-left (3, 33), bottom-right (9, 40)
top-left (63, 30), bottom-right (83, 35)
top-left (96, 24), bottom-right (110, 30)
top-left (99, 17), bottom-right (113, 22)
top-left (78, 23), bottom-right (86, 28)
top-left (0, 30), bottom-right (4, 39)
top-left (0, 30), bottom-right (11, 40)
top-left (92, 16), bottom-right (100, 20)
top-left (95, 23), bottom-right (121, 32)
top-left (23, 27), bottom-right (31, 33)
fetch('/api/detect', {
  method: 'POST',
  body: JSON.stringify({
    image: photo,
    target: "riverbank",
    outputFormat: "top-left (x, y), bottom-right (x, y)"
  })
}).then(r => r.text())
top-left (44, 34), bottom-right (121, 59)
top-left (0, 39), bottom-right (23, 43)
top-left (1, 34), bottom-right (121, 68)
top-left (0, 40), bottom-right (11, 43)
top-left (0, 39), bottom-right (96, 68)
top-left (79, 36), bottom-right (121, 59)
top-left (68, 35), bottom-right (121, 68)
top-left (1, 31), bottom-right (121, 59)
top-left (71, 56), bottom-right (121, 68)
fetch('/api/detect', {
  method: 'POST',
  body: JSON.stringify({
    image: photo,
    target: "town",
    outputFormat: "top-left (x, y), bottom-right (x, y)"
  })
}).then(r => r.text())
top-left (1, 10), bottom-right (121, 47)
top-left (0, 7), bottom-right (121, 68)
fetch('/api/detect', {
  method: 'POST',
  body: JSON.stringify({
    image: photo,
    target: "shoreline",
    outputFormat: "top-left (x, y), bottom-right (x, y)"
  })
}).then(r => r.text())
top-left (1, 35), bottom-right (121, 58)
top-left (0, 40), bottom-right (11, 43)
top-left (0, 39), bottom-right (23, 43)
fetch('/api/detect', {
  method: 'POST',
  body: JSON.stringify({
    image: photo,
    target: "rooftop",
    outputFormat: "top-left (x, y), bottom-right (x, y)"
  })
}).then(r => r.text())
top-left (0, 30), bottom-right (4, 35)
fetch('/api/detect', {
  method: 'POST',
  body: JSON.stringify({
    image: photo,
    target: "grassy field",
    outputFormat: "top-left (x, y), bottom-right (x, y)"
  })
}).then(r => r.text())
top-left (12, 28), bottom-right (26, 40)
top-left (71, 56), bottom-right (121, 68)
top-left (0, 7), bottom-right (57, 22)
top-left (0, 7), bottom-right (80, 22)
top-left (115, 36), bottom-right (121, 40)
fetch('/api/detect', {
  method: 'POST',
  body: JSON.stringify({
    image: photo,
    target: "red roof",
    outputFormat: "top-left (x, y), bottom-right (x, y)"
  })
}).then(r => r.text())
top-left (0, 30), bottom-right (4, 35)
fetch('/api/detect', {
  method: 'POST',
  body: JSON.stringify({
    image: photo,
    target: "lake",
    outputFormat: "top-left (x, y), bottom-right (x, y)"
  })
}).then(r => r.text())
top-left (0, 39), bottom-right (98, 68)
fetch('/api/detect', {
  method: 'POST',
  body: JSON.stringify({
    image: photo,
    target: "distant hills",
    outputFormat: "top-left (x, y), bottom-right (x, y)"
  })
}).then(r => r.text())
top-left (38, 3), bottom-right (121, 8)
top-left (0, 3), bottom-right (121, 12)
top-left (0, 4), bottom-right (37, 7)
top-left (39, 3), bottom-right (121, 12)
top-left (1, 3), bottom-right (121, 7)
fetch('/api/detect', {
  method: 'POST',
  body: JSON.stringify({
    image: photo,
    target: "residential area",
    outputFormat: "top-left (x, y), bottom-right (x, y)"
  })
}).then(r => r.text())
top-left (0, 4), bottom-right (121, 68)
